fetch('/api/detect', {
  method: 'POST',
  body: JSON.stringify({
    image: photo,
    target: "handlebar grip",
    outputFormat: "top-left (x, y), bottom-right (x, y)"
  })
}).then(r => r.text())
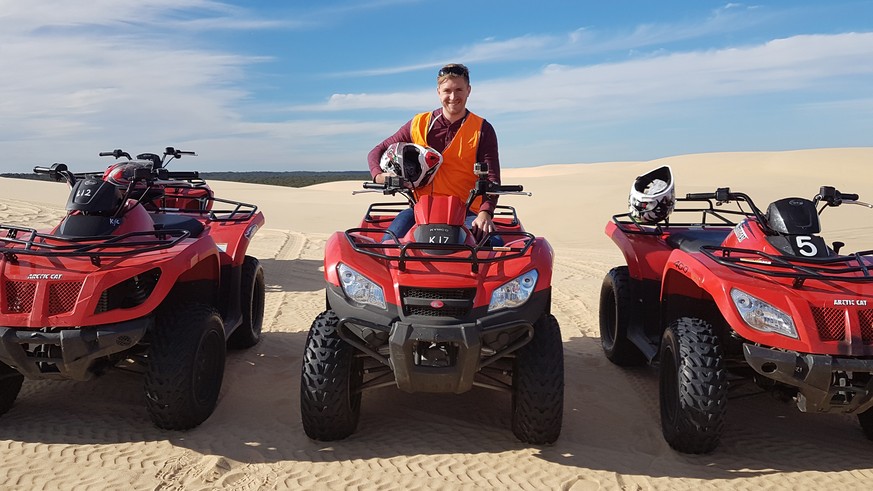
top-left (363, 182), bottom-right (385, 190)
top-left (33, 166), bottom-right (52, 174)
top-left (98, 152), bottom-right (115, 157)
top-left (685, 192), bottom-right (716, 200)
top-left (840, 193), bottom-right (860, 201)
top-left (497, 185), bottom-right (524, 192)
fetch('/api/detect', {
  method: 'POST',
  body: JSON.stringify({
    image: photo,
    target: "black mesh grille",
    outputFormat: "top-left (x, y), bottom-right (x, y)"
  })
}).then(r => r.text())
top-left (811, 306), bottom-right (846, 342)
top-left (858, 310), bottom-right (873, 344)
top-left (48, 282), bottom-right (83, 315)
top-left (400, 287), bottom-right (476, 317)
top-left (4, 281), bottom-right (36, 313)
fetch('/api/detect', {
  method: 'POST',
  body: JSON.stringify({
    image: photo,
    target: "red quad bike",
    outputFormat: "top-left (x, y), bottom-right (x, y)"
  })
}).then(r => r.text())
top-left (601, 178), bottom-right (873, 453)
top-left (300, 162), bottom-right (564, 444)
top-left (0, 147), bottom-right (265, 430)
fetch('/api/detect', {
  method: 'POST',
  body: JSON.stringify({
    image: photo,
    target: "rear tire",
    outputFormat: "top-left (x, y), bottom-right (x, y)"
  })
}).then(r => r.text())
top-left (599, 266), bottom-right (646, 366)
top-left (511, 313), bottom-right (564, 444)
top-left (858, 408), bottom-right (873, 440)
top-left (0, 362), bottom-right (23, 417)
top-left (227, 256), bottom-right (265, 349)
top-left (300, 310), bottom-right (363, 441)
top-left (145, 303), bottom-right (226, 430)
top-left (659, 317), bottom-right (727, 454)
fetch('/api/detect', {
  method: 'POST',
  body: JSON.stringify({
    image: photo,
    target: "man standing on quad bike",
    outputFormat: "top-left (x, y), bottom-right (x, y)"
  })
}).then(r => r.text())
top-left (367, 63), bottom-right (501, 244)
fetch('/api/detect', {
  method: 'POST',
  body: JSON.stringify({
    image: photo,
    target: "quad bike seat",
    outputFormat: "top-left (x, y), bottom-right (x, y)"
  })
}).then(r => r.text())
top-left (665, 228), bottom-right (731, 253)
top-left (151, 214), bottom-right (204, 237)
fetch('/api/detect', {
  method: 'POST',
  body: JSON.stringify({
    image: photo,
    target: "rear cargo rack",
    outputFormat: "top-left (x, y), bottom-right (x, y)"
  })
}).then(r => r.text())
top-left (701, 245), bottom-right (873, 287)
top-left (0, 225), bottom-right (189, 266)
top-left (154, 197), bottom-right (258, 222)
top-left (612, 197), bottom-right (753, 235)
top-left (344, 228), bottom-right (536, 273)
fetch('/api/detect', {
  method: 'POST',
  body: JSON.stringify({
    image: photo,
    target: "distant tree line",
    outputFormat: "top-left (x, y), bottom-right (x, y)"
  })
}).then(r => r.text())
top-left (0, 170), bottom-right (372, 188)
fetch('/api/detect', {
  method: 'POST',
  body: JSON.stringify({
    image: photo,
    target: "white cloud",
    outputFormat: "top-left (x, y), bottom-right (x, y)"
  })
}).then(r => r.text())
top-left (0, 1), bottom-right (270, 170)
top-left (334, 4), bottom-right (768, 78)
top-left (0, 2), bottom-right (869, 173)
top-left (316, 33), bottom-right (873, 119)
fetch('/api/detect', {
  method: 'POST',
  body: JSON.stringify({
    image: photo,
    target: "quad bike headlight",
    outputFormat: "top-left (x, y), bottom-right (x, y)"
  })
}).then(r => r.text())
top-left (338, 263), bottom-right (386, 309)
top-left (488, 269), bottom-right (538, 312)
top-left (730, 288), bottom-right (798, 339)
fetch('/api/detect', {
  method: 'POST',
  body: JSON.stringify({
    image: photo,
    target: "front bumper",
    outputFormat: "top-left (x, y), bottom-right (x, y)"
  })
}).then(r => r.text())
top-left (327, 284), bottom-right (549, 394)
top-left (743, 343), bottom-right (873, 413)
top-left (0, 318), bottom-right (151, 381)
top-left (382, 318), bottom-right (533, 393)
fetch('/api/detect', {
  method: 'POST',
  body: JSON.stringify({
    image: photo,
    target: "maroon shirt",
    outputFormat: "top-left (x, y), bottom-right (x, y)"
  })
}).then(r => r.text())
top-left (367, 108), bottom-right (500, 215)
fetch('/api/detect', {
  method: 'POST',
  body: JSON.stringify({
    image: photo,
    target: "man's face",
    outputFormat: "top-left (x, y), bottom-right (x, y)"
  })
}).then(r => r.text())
top-left (438, 77), bottom-right (471, 120)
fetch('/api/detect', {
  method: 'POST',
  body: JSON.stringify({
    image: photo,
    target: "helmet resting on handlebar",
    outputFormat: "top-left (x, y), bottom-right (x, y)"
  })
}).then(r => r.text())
top-left (379, 142), bottom-right (443, 189)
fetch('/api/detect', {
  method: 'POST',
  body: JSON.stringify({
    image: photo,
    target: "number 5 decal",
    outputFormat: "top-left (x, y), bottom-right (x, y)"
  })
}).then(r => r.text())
top-left (796, 236), bottom-right (818, 256)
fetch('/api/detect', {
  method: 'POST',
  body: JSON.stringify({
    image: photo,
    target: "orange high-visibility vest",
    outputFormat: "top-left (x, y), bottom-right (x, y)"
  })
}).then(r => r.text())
top-left (410, 111), bottom-right (485, 212)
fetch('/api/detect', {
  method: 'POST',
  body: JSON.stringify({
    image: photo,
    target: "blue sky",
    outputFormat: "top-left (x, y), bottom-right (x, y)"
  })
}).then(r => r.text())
top-left (1, 0), bottom-right (871, 173)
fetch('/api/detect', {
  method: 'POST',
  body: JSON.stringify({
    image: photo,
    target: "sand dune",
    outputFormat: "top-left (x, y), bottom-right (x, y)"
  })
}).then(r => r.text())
top-left (1, 147), bottom-right (873, 489)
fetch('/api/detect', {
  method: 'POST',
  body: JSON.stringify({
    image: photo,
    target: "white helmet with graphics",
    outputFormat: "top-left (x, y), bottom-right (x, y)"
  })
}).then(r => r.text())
top-left (379, 142), bottom-right (443, 189)
top-left (629, 165), bottom-right (675, 224)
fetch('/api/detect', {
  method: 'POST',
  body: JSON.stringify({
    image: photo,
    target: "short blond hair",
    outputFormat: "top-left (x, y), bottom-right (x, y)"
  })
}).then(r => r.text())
top-left (437, 64), bottom-right (470, 84)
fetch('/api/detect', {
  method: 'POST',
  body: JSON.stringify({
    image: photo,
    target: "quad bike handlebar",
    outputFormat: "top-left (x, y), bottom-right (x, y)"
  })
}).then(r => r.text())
top-left (683, 186), bottom-right (871, 233)
top-left (34, 160), bottom-right (199, 189)
top-left (98, 149), bottom-right (133, 160)
top-left (360, 179), bottom-right (524, 195)
top-left (35, 146), bottom-right (200, 188)
top-left (98, 146), bottom-right (196, 168)
top-left (814, 186), bottom-right (863, 207)
top-left (33, 163), bottom-right (77, 184)
top-left (357, 162), bottom-right (530, 214)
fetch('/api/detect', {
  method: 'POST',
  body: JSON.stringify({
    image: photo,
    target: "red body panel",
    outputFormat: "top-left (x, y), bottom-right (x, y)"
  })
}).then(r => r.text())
top-left (325, 196), bottom-right (552, 308)
top-left (608, 218), bottom-right (873, 356)
top-left (1, 238), bottom-right (219, 328)
top-left (0, 200), bottom-right (264, 329)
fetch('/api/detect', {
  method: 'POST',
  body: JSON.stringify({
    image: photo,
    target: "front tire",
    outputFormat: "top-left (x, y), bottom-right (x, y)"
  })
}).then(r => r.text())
top-left (599, 266), bottom-right (646, 366)
top-left (0, 362), bottom-right (23, 417)
top-left (145, 303), bottom-right (226, 430)
top-left (227, 256), bottom-right (265, 349)
top-left (511, 313), bottom-right (564, 445)
top-left (300, 310), bottom-right (363, 441)
top-left (659, 317), bottom-right (727, 454)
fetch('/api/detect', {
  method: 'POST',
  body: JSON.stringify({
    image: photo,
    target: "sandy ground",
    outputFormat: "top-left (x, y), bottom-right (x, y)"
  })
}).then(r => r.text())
top-left (1, 147), bottom-right (873, 490)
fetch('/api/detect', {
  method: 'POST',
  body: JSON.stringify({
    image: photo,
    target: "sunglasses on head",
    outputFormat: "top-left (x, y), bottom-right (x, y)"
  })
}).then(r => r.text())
top-left (438, 65), bottom-right (468, 78)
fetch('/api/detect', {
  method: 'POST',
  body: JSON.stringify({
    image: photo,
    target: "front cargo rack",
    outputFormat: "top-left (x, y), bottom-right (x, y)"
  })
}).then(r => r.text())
top-left (701, 245), bottom-right (873, 288)
top-left (344, 228), bottom-right (536, 273)
top-left (1, 225), bottom-right (189, 266)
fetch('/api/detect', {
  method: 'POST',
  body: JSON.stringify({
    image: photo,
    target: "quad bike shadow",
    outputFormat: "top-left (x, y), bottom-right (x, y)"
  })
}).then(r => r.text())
top-left (0, 147), bottom-right (265, 430)
top-left (300, 162), bottom-right (565, 445)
